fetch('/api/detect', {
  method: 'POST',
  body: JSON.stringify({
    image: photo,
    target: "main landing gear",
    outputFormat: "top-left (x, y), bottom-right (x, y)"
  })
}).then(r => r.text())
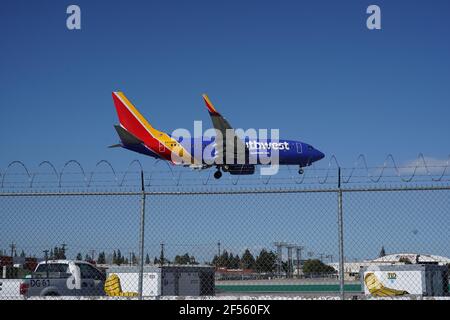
top-left (298, 167), bottom-right (304, 175)
top-left (214, 167), bottom-right (222, 179)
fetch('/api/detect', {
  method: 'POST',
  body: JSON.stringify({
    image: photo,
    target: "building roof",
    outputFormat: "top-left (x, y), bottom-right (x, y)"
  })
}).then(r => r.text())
top-left (373, 253), bottom-right (450, 264)
top-left (328, 252), bottom-right (450, 274)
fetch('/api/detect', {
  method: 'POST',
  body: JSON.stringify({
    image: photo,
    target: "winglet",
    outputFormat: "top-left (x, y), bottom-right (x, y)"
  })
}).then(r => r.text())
top-left (202, 94), bottom-right (219, 115)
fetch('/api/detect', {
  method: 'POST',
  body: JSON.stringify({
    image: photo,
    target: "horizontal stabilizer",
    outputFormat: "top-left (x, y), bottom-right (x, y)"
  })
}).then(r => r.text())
top-left (114, 125), bottom-right (143, 145)
top-left (108, 143), bottom-right (122, 148)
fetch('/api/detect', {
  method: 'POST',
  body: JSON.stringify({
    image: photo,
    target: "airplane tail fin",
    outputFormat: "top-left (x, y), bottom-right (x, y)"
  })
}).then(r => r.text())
top-left (202, 94), bottom-right (220, 115)
top-left (112, 91), bottom-right (156, 143)
top-left (111, 92), bottom-right (195, 165)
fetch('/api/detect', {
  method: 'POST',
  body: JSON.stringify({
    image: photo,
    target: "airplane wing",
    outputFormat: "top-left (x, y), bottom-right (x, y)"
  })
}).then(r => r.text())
top-left (202, 94), bottom-right (249, 165)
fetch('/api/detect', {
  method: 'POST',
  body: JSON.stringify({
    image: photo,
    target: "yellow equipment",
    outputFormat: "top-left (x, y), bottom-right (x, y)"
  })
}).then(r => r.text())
top-left (104, 274), bottom-right (138, 297)
top-left (364, 273), bottom-right (409, 297)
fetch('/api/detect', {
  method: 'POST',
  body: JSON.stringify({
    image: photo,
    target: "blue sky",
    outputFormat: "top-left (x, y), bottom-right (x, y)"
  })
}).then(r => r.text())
top-left (1, 0), bottom-right (449, 262)
top-left (1, 0), bottom-right (449, 169)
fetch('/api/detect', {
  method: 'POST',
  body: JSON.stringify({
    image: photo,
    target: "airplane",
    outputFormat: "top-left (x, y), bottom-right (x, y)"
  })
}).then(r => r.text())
top-left (110, 92), bottom-right (325, 179)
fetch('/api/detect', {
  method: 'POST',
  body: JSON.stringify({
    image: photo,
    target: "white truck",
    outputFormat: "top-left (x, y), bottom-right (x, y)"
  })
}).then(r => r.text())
top-left (20, 260), bottom-right (106, 298)
top-left (0, 278), bottom-right (23, 299)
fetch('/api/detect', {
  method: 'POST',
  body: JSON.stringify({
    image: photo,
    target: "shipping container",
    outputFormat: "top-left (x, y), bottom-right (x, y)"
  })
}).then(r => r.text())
top-left (360, 264), bottom-right (448, 297)
top-left (106, 265), bottom-right (215, 296)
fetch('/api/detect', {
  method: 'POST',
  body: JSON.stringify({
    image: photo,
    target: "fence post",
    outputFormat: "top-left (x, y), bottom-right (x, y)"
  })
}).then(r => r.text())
top-left (337, 167), bottom-right (345, 300)
top-left (138, 170), bottom-right (146, 299)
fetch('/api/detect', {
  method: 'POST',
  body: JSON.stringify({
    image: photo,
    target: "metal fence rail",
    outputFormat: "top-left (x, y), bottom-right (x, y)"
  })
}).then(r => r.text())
top-left (0, 165), bottom-right (449, 300)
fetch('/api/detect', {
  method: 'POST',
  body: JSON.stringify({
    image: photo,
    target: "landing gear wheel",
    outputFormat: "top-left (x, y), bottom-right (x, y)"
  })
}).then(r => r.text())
top-left (214, 170), bottom-right (222, 179)
top-left (298, 168), bottom-right (304, 175)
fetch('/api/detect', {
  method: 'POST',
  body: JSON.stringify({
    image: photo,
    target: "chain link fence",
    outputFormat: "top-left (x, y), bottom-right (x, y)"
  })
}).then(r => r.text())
top-left (0, 165), bottom-right (449, 300)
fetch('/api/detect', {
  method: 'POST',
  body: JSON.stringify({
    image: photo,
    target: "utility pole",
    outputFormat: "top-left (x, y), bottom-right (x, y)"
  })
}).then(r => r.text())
top-left (91, 250), bottom-right (96, 263)
top-left (295, 246), bottom-right (304, 277)
top-left (273, 242), bottom-right (288, 278)
top-left (138, 170), bottom-right (146, 300)
top-left (337, 167), bottom-right (345, 300)
top-left (160, 242), bottom-right (165, 267)
top-left (217, 241), bottom-right (221, 258)
top-left (216, 241), bottom-right (221, 269)
top-left (286, 244), bottom-right (295, 279)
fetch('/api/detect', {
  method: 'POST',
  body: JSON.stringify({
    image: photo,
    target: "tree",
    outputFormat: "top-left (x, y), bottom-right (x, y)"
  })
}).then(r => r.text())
top-left (54, 247), bottom-right (60, 259)
top-left (85, 254), bottom-right (91, 261)
top-left (48, 245), bottom-right (67, 260)
top-left (154, 256), bottom-right (159, 265)
top-left (379, 246), bottom-right (386, 258)
top-left (76, 253), bottom-right (83, 261)
top-left (228, 253), bottom-right (235, 268)
top-left (60, 244), bottom-right (67, 259)
top-left (112, 251), bottom-right (117, 264)
top-left (132, 252), bottom-right (137, 265)
top-left (97, 252), bottom-right (106, 264)
top-left (281, 261), bottom-right (289, 273)
top-left (228, 254), bottom-right (240, 269)
top-left (173, 253), bottom-right (196, 265)
top-left (211, 255), bottom-right (218, 267)
top-left (241, 249), bottom-right (256, 270)
top-left (255, 249), bottom-right (277, 273)
top-left (217, 250), bottom-right (229, 268)
top-left (303, 259), bottom-right (336, 275)
top-left (174, 254), bottom-right (183, 265)
top-left (20, 250), bottom-right (26, 258)
top-left (174, 253), bottom-right (191, 265)
top-left (117, 250), bottom-right (123, 266)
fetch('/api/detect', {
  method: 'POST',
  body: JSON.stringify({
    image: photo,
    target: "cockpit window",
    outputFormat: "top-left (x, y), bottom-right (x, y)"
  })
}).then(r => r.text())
top-left (308, 145), bottom-right (314, 151)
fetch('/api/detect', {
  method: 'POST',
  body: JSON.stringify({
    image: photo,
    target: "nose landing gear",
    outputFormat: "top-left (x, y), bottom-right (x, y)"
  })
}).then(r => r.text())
top-left (214, 168), bottom-right (222, 179)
